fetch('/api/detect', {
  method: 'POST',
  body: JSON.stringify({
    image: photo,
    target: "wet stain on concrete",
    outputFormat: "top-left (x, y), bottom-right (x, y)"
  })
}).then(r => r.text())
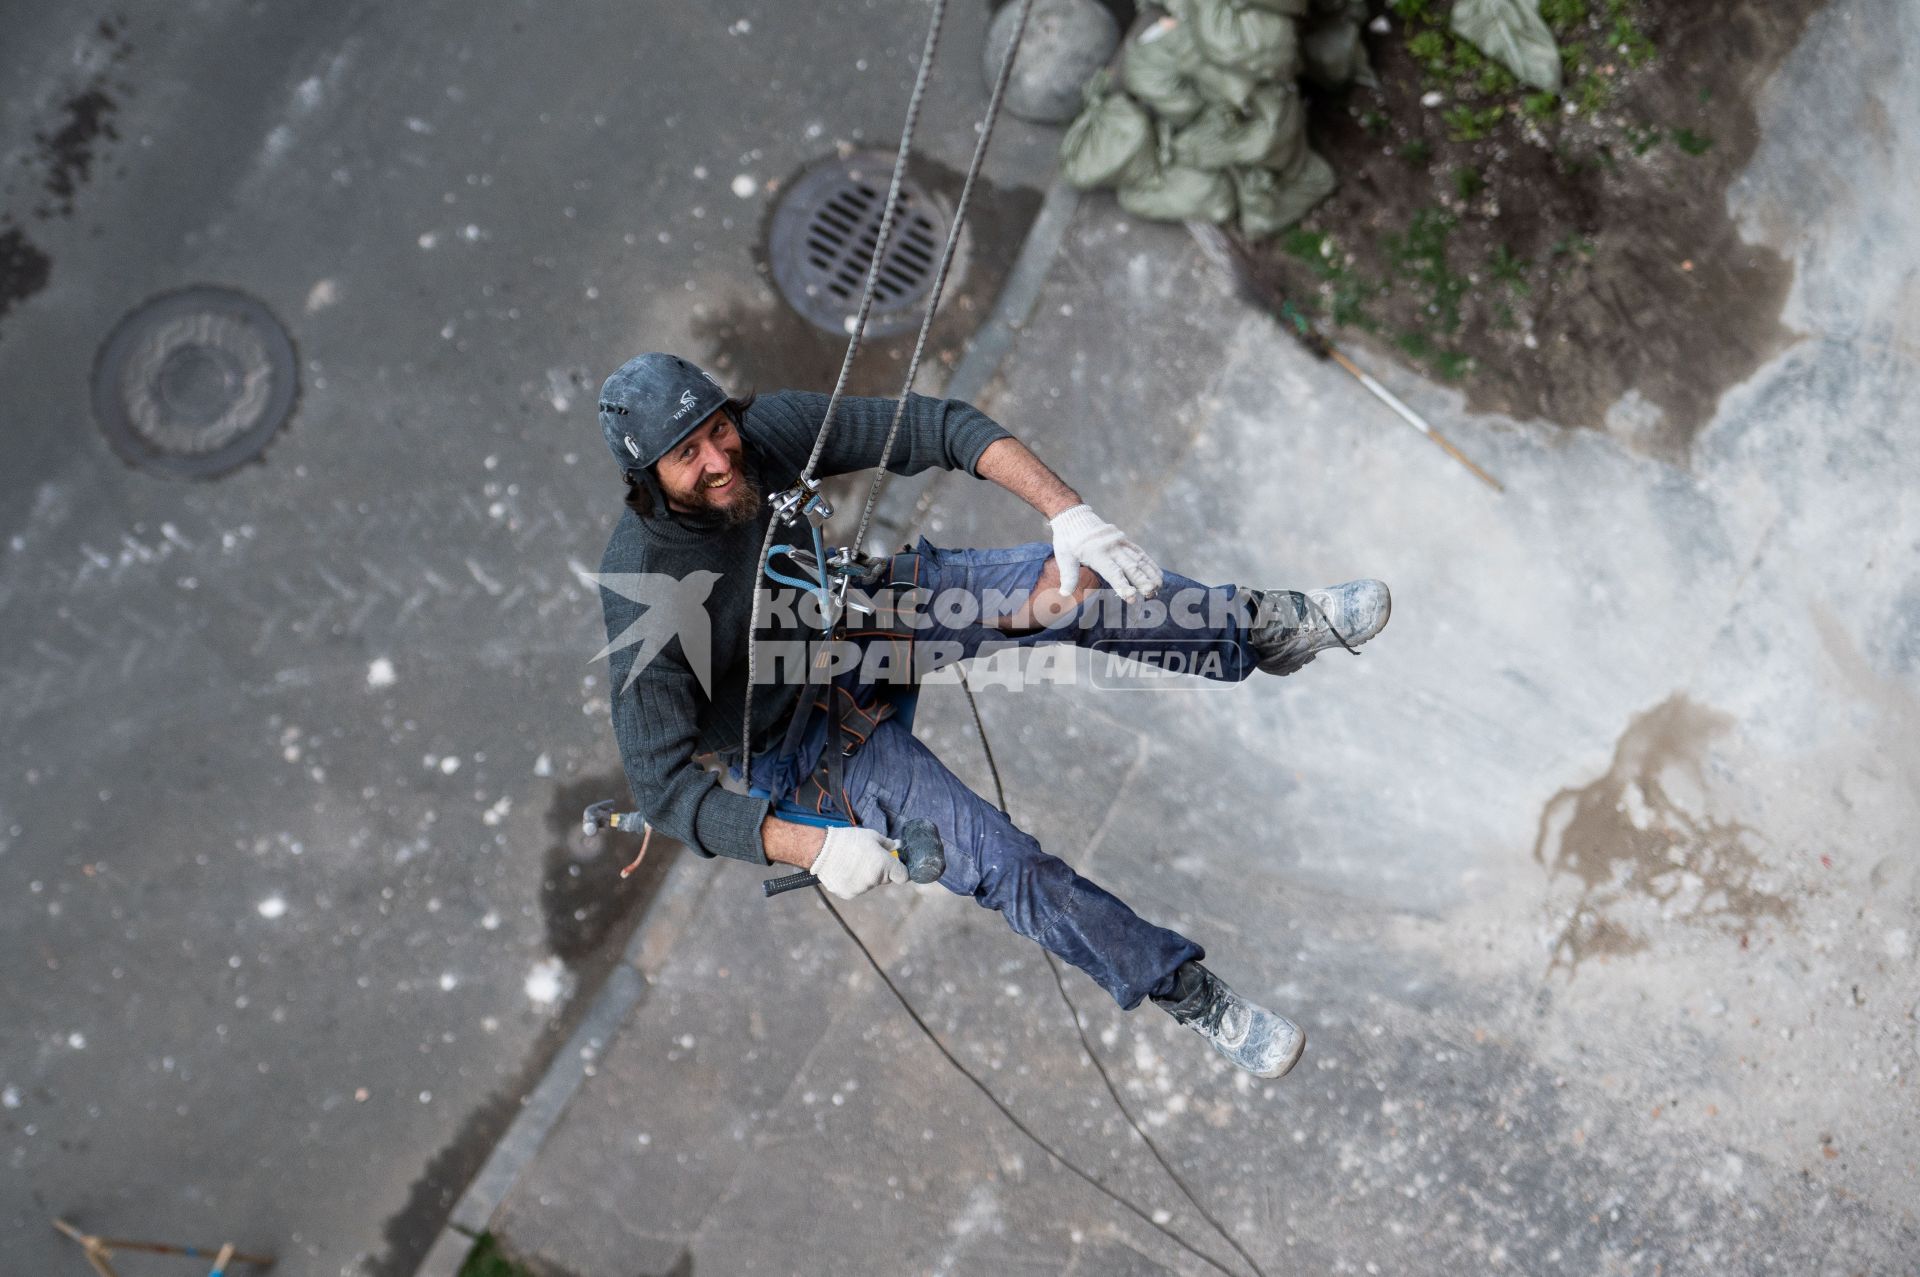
top-left (35, 87), bottom-right (120, 216)
top-left (0, 16), bottom-right (133, 341)
top-left (691, 154), bottom-right (1042, 398)
top-left (0, 224), bottom-right (53, 332)
top-left (1533, 694), bottom-right (1793, 974)
top-left (540, 771), bottom-right (678, 963)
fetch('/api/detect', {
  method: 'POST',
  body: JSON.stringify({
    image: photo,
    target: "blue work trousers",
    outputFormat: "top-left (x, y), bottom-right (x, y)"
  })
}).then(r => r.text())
top-left (757, 539), bottom-right (1263, 1010)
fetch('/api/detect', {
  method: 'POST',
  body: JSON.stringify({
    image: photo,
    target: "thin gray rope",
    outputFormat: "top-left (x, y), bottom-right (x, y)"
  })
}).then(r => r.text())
top-left (958, 666), bottom-right (1270, 1277)
top-left (742, 0), bottom-right (948, 786)
top-left (800, 0), bottom-right (949, 485)
top-left (850, 0), bottom-right (1035, 554)
top-left (815, 888), bottom-right (1248, 1277)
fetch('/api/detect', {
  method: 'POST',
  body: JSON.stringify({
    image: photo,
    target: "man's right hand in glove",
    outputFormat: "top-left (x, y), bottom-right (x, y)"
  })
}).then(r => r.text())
top-left (808, 825), bottom-right (910, 899)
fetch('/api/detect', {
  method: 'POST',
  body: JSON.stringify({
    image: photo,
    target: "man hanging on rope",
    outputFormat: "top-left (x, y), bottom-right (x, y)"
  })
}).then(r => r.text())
top-left (593, 352), bottom-right (1390, 1079)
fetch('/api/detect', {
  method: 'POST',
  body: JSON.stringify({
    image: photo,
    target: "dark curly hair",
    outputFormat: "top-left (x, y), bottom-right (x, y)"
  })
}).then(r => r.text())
top-left (623, 394), bottom-right (755, 518)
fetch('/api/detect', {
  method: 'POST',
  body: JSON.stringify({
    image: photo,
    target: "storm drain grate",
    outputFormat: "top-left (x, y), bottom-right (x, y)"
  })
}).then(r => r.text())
top-left (768, 151), bottom-right (966, 339)
top-left (90, 285), bottom-right (299, 479)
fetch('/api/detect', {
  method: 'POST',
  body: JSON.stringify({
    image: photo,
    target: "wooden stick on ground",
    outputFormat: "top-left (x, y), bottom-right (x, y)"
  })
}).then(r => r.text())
top-left (53, 1218), bottom-right (276, 1273)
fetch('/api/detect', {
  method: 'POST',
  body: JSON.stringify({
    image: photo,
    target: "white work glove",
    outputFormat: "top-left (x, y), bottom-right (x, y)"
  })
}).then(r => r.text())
top-left (811, 825), bottom-right (910, 899)
top-left (1048, 504), bottom-right (1164, 602)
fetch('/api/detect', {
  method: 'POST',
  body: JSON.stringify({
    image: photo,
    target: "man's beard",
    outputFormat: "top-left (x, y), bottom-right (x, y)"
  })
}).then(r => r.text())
top-left (709, 469), bottom-right (763, 527)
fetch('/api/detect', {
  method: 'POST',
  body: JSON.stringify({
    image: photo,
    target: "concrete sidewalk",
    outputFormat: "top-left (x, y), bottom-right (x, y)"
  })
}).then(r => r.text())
top-left (476, 2), bottom-right (1919, 1274)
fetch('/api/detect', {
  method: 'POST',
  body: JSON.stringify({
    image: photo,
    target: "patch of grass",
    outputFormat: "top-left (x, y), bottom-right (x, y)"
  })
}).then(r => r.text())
top-left (1452, 165), bottom-right (1485, 201)
top-left (1601, 0), bottom-right (1657, 66)
top-left (1282, 228), bottom-right (1348, 283)
top-left (1387, 0), bottom-right (1438, 22)
top-left (1488, 244), bottom-right (1532, 291)
top-left (1398, 137), bottom-right (1434, 166)
top-left (1359, 109), bottom-right (1390, 135)
top-left (1443, 103), bottom-right (1504, 143)
top-left (1474, 61), bottom-right (1518, 97)
top-left (1672, 127), bottom-right (1714, 155)
top-left (1573, 74), bottom-right (1611, 115)
top-left (1329, 279), bottom-right (1380, 330)
top-left (1540, 0), bottom-right (1591, 31)
top-left (1385, 208), bottom-right (1469, 334)
top-left (1521, 91), bottom-right (1560, 122)
top-left (1623, 123), bottom-right (1665, 156)
top-left (460, 1235), bottom-right (537, 1277)
top-left (1434, 350), bottom-right (1476, 381)
top-left (1549, 233), bottom-right (1597, 259)
top-left (1406, 29), bottom-right (1452, 76)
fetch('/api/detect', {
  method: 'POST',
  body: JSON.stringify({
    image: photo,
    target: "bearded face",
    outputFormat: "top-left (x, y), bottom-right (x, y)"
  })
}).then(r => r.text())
top-left (655, 410), bottom-right (763, 526)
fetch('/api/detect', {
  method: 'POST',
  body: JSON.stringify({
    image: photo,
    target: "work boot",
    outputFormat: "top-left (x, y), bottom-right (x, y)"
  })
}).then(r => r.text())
top-left (1247, 580), bottom-right (1391, 676)
top-left (1153, 961), bottom-right (1305, 1079)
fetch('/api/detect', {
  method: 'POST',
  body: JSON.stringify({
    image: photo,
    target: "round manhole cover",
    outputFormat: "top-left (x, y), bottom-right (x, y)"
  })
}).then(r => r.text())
top-left (768, 152), bottom-right (968, 339)
top-left (91, 285), bottom-right (299, 478)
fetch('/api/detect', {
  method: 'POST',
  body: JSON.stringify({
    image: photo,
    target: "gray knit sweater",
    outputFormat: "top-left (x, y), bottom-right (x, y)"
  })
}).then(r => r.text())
top-left (597, 390), bottom-right (1011, 864)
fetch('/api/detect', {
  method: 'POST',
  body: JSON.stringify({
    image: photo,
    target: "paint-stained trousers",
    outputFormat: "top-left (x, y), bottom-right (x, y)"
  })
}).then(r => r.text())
top-left (748, 539), bottom-right (1264, 1010)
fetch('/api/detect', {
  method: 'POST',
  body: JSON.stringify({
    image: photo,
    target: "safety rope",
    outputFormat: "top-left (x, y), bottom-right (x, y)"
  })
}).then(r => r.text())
top-left (847, 0), bottom-right (1033, 553)
top-left (816, 889), bottom-right (1254, 1277)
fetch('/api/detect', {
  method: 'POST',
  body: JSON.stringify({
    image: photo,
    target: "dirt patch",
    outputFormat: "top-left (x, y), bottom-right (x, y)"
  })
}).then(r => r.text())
top-left (1532, 694), bottom-right (1795, 975)
top-left (0, 16), bottom-right (133, 341)
top-left (0, 224), bottom-right (53, 331)
top-left (1238, 0), bottom-right (1828, 462)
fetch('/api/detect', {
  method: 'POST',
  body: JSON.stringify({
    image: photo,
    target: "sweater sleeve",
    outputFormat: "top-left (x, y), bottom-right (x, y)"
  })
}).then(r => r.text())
top-left (747, 390), bottom-right (1012, 481)
top-left (605, 599), bottom-right (770, 865)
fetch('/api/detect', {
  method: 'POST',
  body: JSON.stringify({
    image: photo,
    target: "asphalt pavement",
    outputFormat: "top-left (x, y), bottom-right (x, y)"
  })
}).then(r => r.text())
top-left (2, 1), bottom-right (1049, 1273)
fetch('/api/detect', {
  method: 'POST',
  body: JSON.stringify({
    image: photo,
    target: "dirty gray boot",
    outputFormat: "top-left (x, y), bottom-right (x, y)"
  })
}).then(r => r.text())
top-left (1247, 580), bottom-right (1391, 676)
top-left (1152, 961), bottom-right (1305, 1079)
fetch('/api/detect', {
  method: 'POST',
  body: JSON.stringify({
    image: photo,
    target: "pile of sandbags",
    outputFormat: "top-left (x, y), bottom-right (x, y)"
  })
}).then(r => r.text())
top-left (1060, 0), bottom-right (1372, 239)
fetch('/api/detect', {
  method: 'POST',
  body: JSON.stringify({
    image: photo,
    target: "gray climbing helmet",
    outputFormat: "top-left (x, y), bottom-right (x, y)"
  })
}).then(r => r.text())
top-left (597, 353), bottom-right (730, 481)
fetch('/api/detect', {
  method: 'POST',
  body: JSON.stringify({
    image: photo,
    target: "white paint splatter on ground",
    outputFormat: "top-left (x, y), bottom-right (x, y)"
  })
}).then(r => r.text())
top-left (257, 895), bottom-right (288, 920)
top-left (525, 957), bottom-right (572, 1007)
top-left (1, 1086), bottom-right (20, 1109)
top-left (305, 279), bottom-right (339, 312)
top-left (731, 174), bottom-right (757, 199)
top-left (366, 657), bottom-right (396, 689)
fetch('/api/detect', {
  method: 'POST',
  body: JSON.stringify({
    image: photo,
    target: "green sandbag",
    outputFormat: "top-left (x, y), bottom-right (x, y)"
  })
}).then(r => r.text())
top-left (1302, 15), bottom-right (1376, 88)
top-left (1171, 85), bottom-right (1305, 171)
top-left (1266, 145), bottom-right (1338, 229)
top-left (1118, 164), bottom-right (1237, 224)
top-left (1190, 58), bottom-right (1260, 110)
top-left (1122, 15), bottom-right (1206, 126)
top-left (1187, 0), bottom-right (1301, 78)
top-left (1059, 83), bottom-right (1155, 190)
top-left (1451, 0), bottom-right (1561, 93)
top-left (1232, 166), bottom-right (1289, 240)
